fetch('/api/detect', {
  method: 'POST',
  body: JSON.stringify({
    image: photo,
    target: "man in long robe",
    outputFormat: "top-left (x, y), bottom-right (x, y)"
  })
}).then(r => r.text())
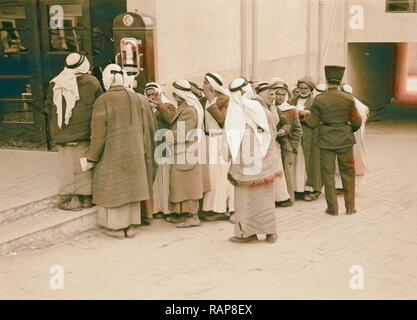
top-left (156, 79), bottom-right (211, 228)
top-left (200, 72), bottom-right (234, 221)
top-left (253, 82), bottom-right (291, 206)
top-left (45, 52), bottom-right (102, 211)
top-left (145, 82), bottom-right (177, 217)
top-left (85, 64), bottom-right (157, 238)
top-left (291, 76), bottom-right (322, 201)
top-left (273, 80), bottom-right (303, 205)
top-left (225, 77), bottom-right (281, 244)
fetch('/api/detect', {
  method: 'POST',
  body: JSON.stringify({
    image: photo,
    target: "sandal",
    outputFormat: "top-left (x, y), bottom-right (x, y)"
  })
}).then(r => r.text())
top-left (125, 225), bottom-right (141, 238)
top-left (102, 228), bottom-right (126, 239)
top-left (266, 233), bottom-right (278, 243)
top-left (176, 216), bottom-right (201, 228)
top-left (229, 234), bottom-right (258, 243)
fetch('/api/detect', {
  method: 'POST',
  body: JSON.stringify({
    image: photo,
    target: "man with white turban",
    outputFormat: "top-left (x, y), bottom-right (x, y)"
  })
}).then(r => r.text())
top-left (155, 79), bottom-right (211, 228)
top-left (144, 82), bottom-right (176, 217)
top-left (45, 52), bottom-right (102, 211)
top-left (85, 64), bottom-right (157, 238)
top-left (225, 77), bottom-right (281, 244)
top-left (336, 83), bottom-right (369, 190)
top-left (200, 72), bottom-right (234, 221)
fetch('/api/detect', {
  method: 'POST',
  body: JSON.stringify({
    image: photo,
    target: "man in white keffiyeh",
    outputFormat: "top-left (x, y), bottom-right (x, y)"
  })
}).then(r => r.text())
top-left (155, 79), bottom-right (211, 228)
top-left (225, 77), bottom-right (281, 244)
top-left (45, 52), bottom-right (103, 211)
top-left (200, 72), bottom-right (235, 221)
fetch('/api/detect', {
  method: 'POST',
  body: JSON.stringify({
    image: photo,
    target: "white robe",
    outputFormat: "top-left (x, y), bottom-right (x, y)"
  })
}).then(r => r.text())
top-left (202, 99), bottom-right (234, 213)
top-left (294, 98), bottom-right (312, 192)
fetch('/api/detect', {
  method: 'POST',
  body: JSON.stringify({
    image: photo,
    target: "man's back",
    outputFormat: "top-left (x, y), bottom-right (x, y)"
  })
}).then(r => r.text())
top-left (305, 88), bottom-right (362, 150)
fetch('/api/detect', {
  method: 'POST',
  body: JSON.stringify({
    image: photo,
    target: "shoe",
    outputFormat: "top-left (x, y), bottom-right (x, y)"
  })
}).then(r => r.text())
top-left (336, 188), bottom-right (344, 195)
top-left (266, 233), bottom-right (278, 243)
top-left (81, 195), bottom-right (94, 208)
top-left (125, 225), bottom-right (141, 238)
top-left (303, 192), bottom-right (313, 202)
top-left (204, 213), bottom-right (228, 221)
top-left (229, 234), bottom-right (258, 243)
top-left (325, 208), bottom-right (338, 216)
top-left (166, 214), bottom-right (189, 224)
top-left (176, 216), bottom-right (201, 228)
top-left (277, 199), bottom-right (293, 207)
top-left (102, 229), bottom-right (126, 239)
top-left (310, 191), bottom-right (321, 201)
top-left (153, 213), bottom-right (165, 219)
top-left (346, 209), bottom-right (357, 215)
top-left (58, 196), bottom-right (82, 211)
top-left (140, 218), bottom-right (152, 226)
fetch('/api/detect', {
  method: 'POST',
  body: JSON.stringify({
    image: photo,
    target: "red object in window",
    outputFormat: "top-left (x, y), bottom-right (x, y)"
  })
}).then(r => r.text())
top-left (394, 43), bottom-right (417, 106)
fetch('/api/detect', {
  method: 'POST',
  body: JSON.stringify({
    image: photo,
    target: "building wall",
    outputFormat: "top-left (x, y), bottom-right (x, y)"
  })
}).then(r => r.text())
top-left (127, 0), bottom-right (346, 91)
top-left (347, 0), bottom-right (417, 43)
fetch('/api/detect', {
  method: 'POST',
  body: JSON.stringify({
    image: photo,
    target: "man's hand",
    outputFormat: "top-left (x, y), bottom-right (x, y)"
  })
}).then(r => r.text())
top-left (299, 110), bottom-right (310, 119)
top-left (277, 128), bottom-right (286, 137)
top-left (203, 86), bottom-right (216, 103)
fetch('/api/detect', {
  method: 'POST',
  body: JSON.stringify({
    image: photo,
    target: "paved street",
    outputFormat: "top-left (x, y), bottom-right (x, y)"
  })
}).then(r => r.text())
top-left (1, 106), bottom-right (417, 300)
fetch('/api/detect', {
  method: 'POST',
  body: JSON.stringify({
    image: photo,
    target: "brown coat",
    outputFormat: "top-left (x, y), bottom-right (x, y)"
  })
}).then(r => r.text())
top-left (86, 86), bottom-right (157, 208)
top-left (166, 101), bottom-right (211, 203)
top-left (277, 108), bottom-right (303, 153)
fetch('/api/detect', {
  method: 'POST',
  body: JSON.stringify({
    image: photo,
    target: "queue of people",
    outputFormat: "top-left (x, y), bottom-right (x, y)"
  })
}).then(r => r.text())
top-left (46, 52), bottom-right (369, 243)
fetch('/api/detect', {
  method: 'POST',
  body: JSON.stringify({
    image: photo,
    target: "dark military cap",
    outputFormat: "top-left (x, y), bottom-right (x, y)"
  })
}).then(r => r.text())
top-left (325, 65), bottom-right (346, 83)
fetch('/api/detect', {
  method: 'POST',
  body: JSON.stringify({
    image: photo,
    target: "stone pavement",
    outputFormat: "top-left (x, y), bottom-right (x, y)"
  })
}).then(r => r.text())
top-left (0, 149), bottom-right (58, 212)
top-left (0, 105), bottom-right (417, 300)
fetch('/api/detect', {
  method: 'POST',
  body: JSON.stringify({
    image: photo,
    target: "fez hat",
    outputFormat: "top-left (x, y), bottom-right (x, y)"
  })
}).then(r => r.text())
top-left (297, 76), bottom-right (316, 91)
top-left (325, 65), bottom-right (345, 83)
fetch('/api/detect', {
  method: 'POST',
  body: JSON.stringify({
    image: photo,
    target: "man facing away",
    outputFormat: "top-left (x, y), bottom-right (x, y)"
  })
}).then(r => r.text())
top-left (45, 52), bottom-right (102, 211)
top-left (303, 65), bottom-right (362, 216)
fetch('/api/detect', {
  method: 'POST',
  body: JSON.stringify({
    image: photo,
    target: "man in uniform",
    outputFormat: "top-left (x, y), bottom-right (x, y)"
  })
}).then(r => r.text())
top-left (303, 65), bottom-right (362, 216)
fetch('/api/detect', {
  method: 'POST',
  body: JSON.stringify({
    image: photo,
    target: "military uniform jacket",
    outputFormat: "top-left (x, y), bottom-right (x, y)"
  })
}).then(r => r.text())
top-left (304, 88), bottom-right (362, 150)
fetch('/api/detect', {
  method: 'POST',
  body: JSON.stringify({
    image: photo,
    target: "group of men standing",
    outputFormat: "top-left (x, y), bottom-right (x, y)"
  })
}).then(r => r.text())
top-left (46, 51), bottom-right (369, 243)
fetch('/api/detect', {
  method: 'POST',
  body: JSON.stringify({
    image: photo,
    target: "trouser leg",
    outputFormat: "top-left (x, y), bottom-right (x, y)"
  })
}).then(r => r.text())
top-left (320, 148), bottom-right (338, 212)
top-left (337, 147), bottom-right (356, 212)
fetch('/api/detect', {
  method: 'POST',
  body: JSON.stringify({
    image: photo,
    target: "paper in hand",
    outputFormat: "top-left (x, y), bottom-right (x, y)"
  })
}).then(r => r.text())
top-left (80, 157), bottom-right (94, 172)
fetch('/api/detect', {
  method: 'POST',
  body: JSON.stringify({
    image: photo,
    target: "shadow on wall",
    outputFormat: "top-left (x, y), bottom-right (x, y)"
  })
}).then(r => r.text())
top-left (348, 43), bottom-right (397, 118)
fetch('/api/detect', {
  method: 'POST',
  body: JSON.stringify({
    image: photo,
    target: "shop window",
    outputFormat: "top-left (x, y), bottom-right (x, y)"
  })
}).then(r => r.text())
top-left (386, 0), bottom-right (417, 12)
top-left (0, 6), bottom-right (28, 55)
top-left (48, 4), bottom-right (83, 52)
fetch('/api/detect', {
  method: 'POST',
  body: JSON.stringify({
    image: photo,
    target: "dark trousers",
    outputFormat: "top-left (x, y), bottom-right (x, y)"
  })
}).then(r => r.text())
top-left (320, 147), bottom-right (355, 213)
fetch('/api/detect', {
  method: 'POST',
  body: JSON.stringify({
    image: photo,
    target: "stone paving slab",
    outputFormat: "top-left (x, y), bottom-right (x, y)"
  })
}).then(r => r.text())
top-left (0, 150), bottom-right (58, 212)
